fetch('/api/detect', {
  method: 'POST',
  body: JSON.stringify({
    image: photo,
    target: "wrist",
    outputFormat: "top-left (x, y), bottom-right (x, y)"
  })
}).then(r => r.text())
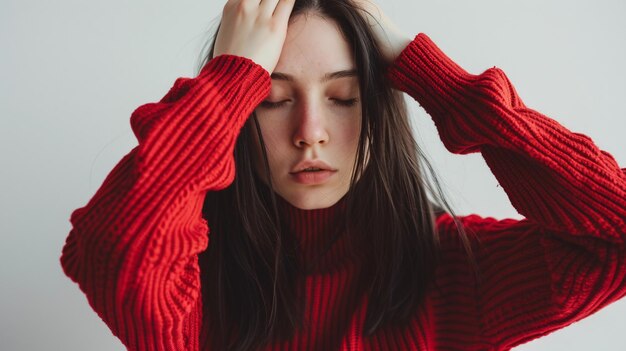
top-left (390, 34), bottom-right (412, 63)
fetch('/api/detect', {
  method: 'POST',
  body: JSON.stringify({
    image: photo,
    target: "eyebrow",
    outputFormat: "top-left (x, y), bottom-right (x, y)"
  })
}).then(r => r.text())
top-left (270, 69), bottom-right (358, 83)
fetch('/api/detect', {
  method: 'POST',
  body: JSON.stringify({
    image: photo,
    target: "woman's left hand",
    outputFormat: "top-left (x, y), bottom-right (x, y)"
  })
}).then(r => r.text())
top-left (353, 0), bottom-right (412, 64)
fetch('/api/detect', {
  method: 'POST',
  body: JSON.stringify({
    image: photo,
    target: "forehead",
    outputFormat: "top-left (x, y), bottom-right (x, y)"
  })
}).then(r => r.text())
top-left (274, 14), bottom-right (355, 80)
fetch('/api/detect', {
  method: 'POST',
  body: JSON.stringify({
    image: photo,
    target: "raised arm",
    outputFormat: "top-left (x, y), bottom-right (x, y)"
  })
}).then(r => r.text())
top-left (387, 33), bottom-right (626, 348)
top-left (60, 56), bottom-right (269, 350)
top-left (387, 33), bottom-right (625, 238)
top-left (60, 1), bottom-right (296, 349)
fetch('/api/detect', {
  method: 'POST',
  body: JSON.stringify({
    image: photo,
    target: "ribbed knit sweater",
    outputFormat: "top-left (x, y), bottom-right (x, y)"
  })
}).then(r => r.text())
top-left (60, 33), bottom-right (626, 350)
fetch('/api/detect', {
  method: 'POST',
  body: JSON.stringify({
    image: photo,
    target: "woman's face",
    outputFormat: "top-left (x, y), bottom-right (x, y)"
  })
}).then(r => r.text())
top-left (250, 14), bottom-right (362, 210)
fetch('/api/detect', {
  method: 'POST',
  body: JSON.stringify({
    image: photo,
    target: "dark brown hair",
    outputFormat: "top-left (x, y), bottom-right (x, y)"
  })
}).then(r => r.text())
top-left (199, 1), bottom-right (474, 350)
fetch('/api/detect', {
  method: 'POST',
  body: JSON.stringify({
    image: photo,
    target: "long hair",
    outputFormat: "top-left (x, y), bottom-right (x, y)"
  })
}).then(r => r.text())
top-left (199, 1), bottom-right (475, 349)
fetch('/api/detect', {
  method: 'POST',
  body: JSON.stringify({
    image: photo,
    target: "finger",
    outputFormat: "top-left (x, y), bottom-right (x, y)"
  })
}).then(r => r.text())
top-left (224, 0), bottom-right (242, 9)
top-left (259, 0), bottom-right (281, 17)
top-left (273, 0), bottom-right (295, 22)
top-left (233, 0), bottom-right (261, 14)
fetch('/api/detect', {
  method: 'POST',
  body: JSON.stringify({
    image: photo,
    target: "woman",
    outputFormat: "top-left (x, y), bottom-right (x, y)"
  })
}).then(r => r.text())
top-left (60, 0), bottom-right (626, 350)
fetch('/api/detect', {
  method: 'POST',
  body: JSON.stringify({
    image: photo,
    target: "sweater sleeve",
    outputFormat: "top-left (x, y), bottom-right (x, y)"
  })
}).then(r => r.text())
top-left (387, 34), bottom-right (626, 349)
top-left (60, 55), bottom-right (270, 350)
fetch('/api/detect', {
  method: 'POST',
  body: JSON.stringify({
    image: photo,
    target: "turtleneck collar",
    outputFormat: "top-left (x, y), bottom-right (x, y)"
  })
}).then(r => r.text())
top-left (273, 193), bottom-right (363, 274)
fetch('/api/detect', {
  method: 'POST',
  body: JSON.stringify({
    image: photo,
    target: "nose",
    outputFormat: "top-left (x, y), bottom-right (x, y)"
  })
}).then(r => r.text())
top-left (292, 102), bottom-right (329, 148)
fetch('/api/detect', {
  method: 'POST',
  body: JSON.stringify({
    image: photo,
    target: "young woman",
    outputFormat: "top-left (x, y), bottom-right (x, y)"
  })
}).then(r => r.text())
top-left (60, 0), bottom-right (626, 350)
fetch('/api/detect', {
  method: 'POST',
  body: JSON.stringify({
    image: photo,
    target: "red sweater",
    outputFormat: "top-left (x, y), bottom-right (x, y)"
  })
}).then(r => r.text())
top-left (60, 33), bottom-right (626, 350)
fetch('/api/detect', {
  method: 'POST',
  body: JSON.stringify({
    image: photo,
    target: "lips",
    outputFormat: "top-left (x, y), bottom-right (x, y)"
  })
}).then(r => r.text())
top-left (289, 159), bottom-right (337, 185)
top-left (290, 159), bottom-right (336, 174)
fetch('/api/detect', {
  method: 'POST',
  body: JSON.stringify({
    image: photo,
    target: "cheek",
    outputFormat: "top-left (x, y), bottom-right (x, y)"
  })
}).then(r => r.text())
top-left (260, 124), bottom-right (289, 164)
top-left (250, 115), bottom-right (291, 172)
top-left (337, 117), bottom-right (362, 151)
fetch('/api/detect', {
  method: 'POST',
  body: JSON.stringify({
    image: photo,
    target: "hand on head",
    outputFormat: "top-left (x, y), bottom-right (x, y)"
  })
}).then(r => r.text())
top-left (352, 0), bottom-right (411, 63)
top-left (214, 0), bottom-right (296, 73)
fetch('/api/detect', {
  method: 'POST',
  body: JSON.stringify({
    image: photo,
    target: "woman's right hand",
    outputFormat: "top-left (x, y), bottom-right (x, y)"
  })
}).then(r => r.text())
top-left (214, 0), bottom-right (295, 74)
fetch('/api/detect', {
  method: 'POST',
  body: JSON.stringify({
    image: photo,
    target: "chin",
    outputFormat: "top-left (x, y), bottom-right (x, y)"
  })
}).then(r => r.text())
top-left (282, 188), bottom-right (346, 210)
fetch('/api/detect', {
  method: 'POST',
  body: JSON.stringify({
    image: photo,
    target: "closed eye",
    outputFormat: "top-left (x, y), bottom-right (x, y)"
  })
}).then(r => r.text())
top-left (331, 98), bottom-right (359, 107)
top-left (258, 100), bottom-right (290, 109)
top-left (258, 98), bottom-right (359, 109)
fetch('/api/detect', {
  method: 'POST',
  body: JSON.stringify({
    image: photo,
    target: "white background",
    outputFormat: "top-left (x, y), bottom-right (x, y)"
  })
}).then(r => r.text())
top-left (2, 0), bottom-right (625, 350)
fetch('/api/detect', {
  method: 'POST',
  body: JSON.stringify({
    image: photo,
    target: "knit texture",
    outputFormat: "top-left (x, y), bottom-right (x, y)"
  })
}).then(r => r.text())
top-left (61, 33), bottom-right (626, 350)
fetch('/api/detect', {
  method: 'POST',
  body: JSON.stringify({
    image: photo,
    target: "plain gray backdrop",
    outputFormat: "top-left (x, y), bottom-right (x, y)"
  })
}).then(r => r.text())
top-left (2, 0), bottom-right (625, 350)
